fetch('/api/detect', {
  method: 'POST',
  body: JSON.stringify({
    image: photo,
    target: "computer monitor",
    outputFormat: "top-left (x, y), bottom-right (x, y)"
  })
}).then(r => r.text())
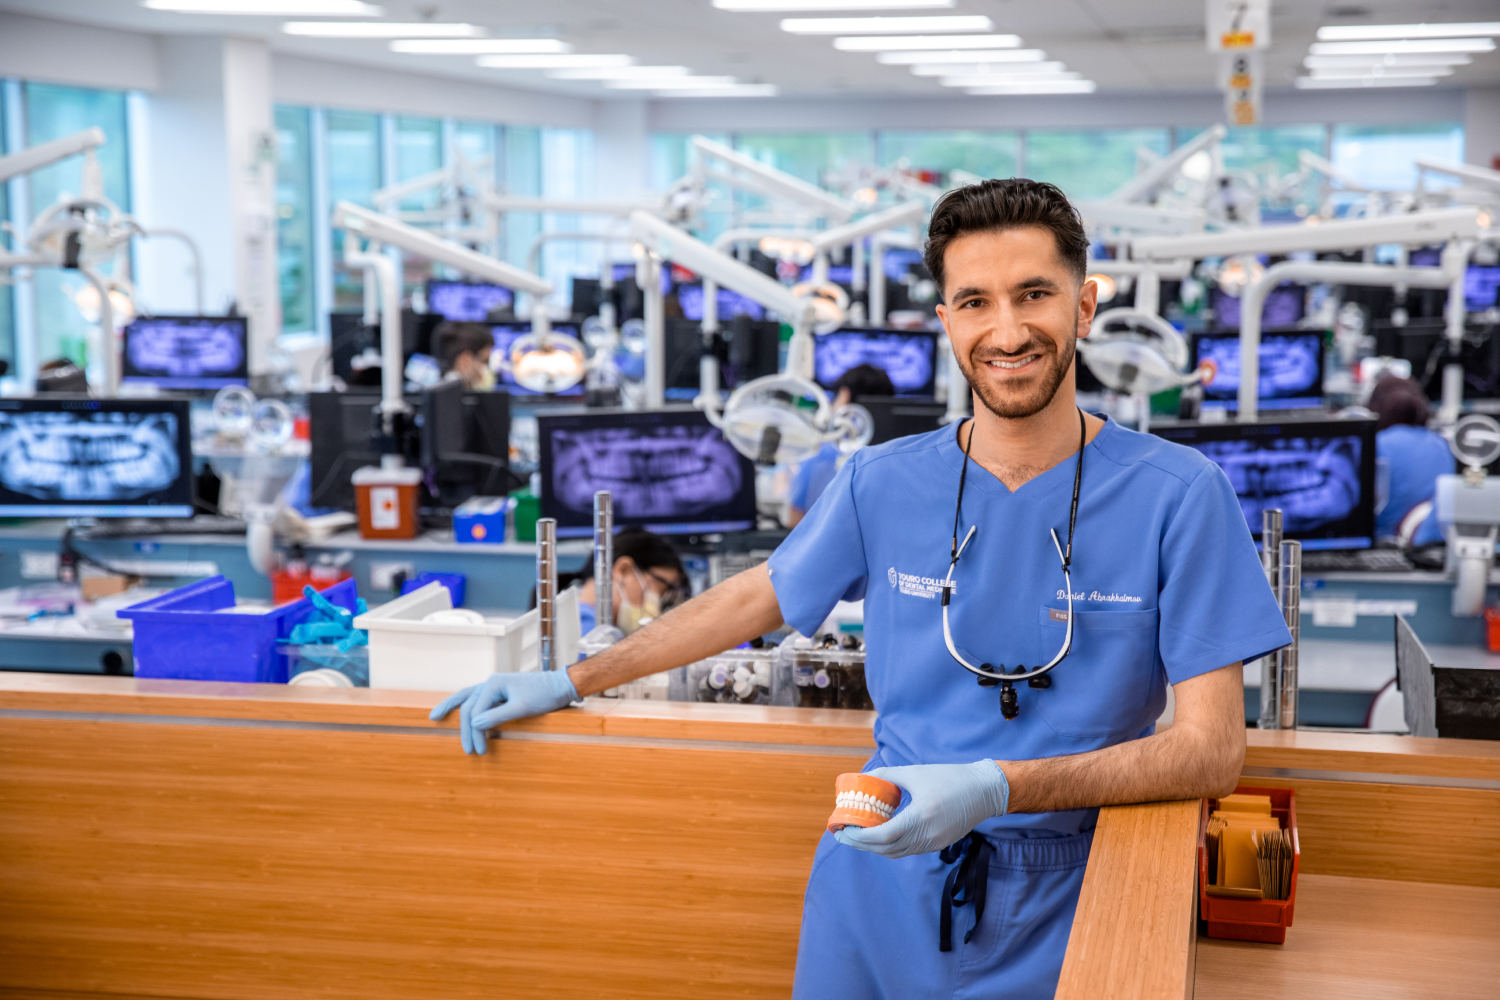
top-left (489, 323), bottom-right (586, 396)
top-left (419, 381), bottom-right (514, 507)
top-left (308, 392), bottom-right (384, 511)
top-left (1372, 318), bottom-right (1500, 400)
top-left (675, 284), bottom-right (766, 322)
top-left (1151, 417), bottom-right (1377, 551)
top-left (121, 316), bottom-right (249, 391)
top-left (537, 408), bottom-right (757, 537)
top-left (1191, 330), bottom-right (1325, 411)
top-left (1466, 265), bottom-right (1500, 311)
top-left (0, 397), bottom-right (194, 517)
top-left (426, 280), bottom-right (513, 322)
top-left (1210, 285), bottom-right (1305, 330)
top-left (814, 328), bottom-right (939, 397)
top-left (856, 396), bottom-right (946, 446)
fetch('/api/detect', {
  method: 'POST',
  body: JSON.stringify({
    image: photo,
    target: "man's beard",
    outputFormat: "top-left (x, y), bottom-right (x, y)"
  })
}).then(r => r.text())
top-left (955, 322), bottom-right (1078, 419)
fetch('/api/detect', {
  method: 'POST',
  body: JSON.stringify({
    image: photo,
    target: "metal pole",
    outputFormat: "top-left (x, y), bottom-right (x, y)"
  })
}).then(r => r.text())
top-left (1277, 540), bottom-right (1302, 730)
top-left (537, 518), bottom-right (558, 672)
top-left (593, 492), bottom-right (614, 629)
top-left (1258, 509), bottom-right (1283, 729)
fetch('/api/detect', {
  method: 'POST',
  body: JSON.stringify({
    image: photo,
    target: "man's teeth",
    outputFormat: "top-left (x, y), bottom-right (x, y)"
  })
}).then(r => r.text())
top-left (990, 356), bottom-right (1037, 370)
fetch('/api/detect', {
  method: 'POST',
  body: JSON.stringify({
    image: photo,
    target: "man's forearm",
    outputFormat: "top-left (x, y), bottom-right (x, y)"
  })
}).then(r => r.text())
top-left (566, 564), bottom-right (785, 697)
top-left (1000, 664), bottom-right (1247, 813)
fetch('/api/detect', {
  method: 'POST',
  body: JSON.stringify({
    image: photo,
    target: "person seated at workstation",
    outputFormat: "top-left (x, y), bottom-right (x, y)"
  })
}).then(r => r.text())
top-left (433, 321), bottom-right (497, 391)
top-left (785, 363), bottom-right (896, 527)
top-left (1368, 375), bottom-right (1452, 546)
top-left (559, 527), bottom-right (689, 634)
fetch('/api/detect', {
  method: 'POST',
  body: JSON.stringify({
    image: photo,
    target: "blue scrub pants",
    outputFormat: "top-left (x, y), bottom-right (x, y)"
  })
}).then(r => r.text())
top-left (792, 830), bottom-right (1092, 1000)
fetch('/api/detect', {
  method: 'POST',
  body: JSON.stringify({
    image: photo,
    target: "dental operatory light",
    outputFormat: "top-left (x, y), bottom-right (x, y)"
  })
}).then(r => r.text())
top-left (390, 39), bottom-right (571, 54)
top-left (507, 332), bottom-right (588, 395)
top-left (68, 282), bottom-right (136, 327)
top-left (283, 22), bottom-right (482, 37)
top-left (1215, 255), bottom-right (1265, 298)
top-left (143, 0), bottom-right (381, 13)
top-left (1086, 274), bottom-right (1117, 303)
top-left (790, 280), bottom-right (850, 333)
top-left (758, 236), bottom-right (817, 264)
top-left (213, 386), bottom-right (257, 439)
top-left (781, 15), bottom-right (991, 34)
top-left (1077, 309), bottom-right (1215, 398)
top-left (249, 399), bottom-right (294, 453)
top-left (714, 373), bottom-right (873, 467)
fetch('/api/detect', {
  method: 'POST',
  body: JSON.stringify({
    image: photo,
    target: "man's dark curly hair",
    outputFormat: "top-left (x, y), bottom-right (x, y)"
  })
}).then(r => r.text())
top-left (923, 178), bottom-right (1090, 299)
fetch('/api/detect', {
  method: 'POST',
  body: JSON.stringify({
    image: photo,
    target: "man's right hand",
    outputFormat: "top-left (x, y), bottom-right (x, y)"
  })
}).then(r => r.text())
top-left (429, 668), bottom-right (578, 755)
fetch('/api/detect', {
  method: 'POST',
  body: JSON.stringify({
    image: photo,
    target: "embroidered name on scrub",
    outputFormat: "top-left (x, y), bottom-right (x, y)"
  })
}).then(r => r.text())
top-left (891, 568), bottom-right (954, 599)
top-left (1056, 589), bottom-right (1143, 603)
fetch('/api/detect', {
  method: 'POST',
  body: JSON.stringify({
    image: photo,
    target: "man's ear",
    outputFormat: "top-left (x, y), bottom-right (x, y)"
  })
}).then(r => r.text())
top-left (1076, 277), bottom-right (1100, 340)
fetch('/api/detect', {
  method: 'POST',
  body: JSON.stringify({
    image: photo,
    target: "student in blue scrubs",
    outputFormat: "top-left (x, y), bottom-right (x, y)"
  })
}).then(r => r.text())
top-left (433, 179), bottom-right (1291, 997)
top-left (1367, 376), bottom-right (1452, 546)
top-left (786, 364), bottom-right (896, 527)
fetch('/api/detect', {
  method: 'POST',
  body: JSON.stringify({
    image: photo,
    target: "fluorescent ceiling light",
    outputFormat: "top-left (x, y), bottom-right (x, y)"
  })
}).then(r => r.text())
top-left (941, 71), bottom-right (1080, 87)
top-left (1310, 64), bottom-right (1454, 79)
top-left (1317, 22), bottom-right (1500, 42)
top-left (835, 33), bottom-right (1021, 51)
top-left (715, 0), bottom-right (952, 10)
top-left (781, 14), bottom-right (989, 33)
top-left (878, 48), bottom-right (1045, 64)
top-left (1295, 76), bottom-right (1438, 88)
top-left (143, 0), bottom-right (379, 12)
top-left (605, 76), bottom-right (738, 89)
top-left (654, 85), bottom-right (780, 97)
top-left (1303, 53), bottom-right (1472, 68)
top-left (477, 54), bottom-right (633, 69)
top-left (285, 21), bottom-right (481, 37)
top-left (910, 60), bottom-right (1065, 76)
top-left (964, 81), bottom-right (1096, 95)
top-left (1309, 38), bottom-right (1495, 55)
top-left (392, 38), bottom-right (570, 54)
top-left (548, 65), bottom-right (691, 80)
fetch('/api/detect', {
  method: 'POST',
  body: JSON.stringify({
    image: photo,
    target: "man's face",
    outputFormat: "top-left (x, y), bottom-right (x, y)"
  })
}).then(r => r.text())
top-left (935, 226), bottom-right (1097, 420)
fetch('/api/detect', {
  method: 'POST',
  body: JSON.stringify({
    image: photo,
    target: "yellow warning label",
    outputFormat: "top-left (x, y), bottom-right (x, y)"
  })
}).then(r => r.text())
top-left (1221, 31), bottom-right (1256, 49)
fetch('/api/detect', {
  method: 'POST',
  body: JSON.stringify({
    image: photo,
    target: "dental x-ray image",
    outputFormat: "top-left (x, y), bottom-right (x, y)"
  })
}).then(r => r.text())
top-left (538, 410), bottom-right (758, 536)
top-left (815, 329), bottom-right (937, 396)
top-left (1154, 418), bottom-right (1377, 549)
top-left (427, 280), bottom-right (513, 322)
top-left (122, 316), bottom-right (249, 389)
top-left (1194, 331), bottom-right (1324, 409)
top-left (0, 401), bottom-right (194, 516)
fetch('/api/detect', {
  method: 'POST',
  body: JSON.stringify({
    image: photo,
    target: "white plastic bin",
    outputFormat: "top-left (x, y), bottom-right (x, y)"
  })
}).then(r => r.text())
top-left (355, 581), bottom-right (580, 691)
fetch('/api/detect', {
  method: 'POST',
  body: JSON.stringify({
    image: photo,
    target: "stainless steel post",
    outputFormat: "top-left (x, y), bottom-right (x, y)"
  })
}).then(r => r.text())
top-left (593, 491), bottom-right (614, 629)
top-left (1277, 540), bottom-right (1302, 730)
top-left (537, 518), bottom-right (558, 672)
top-left (1258, 509), bottom-right (1283, 729)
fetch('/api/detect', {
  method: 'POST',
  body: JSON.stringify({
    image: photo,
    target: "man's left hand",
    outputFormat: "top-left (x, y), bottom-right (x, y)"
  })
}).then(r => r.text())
top-left (834, 760), bottom-right (1010, 858)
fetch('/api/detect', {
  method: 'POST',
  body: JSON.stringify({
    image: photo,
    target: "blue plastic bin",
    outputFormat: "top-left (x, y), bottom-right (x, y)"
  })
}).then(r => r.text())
top-left (400, 572), bottom-right (466, 607)
top-left (118, 576), bottom-right (360, 683)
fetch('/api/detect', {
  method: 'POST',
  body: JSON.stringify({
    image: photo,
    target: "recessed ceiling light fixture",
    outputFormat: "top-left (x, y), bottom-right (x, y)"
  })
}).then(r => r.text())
top-left (1302, 52), bottom-right (1472, 68)
top-left (876, 48), bottom-right (1045, 64)
top-left (834, 33), bottom-right (1021, 51)
top-left (715, 0), bottom-right (952, 10)
top-left (144, 0), bottom-right (380, 12)
top-left (1309, 64), bottom-right (1454, 78)
top-left (392, 38), bottom-right (570, 54)
top-left (780, 14), bottom-right (989, 33)
top-left (1316, 22), bottom-right (1500, 42)
top-left (940, 71), bottom-right (1080, 87)
top-left (653, 84), bottom-right (780, 97)
top-left (908, 60), bottom-right (1064, 76)
top-left (547, 65), bottom-right (692, 80)
top-left (605, 76), bottom-right (738, 89)
top-left (1294, 75), bottom-right (1438, 88)
top-left (285, 21), bottom-right (482, 37)
top-left (964, 80), bottom-right (1096, 95)
top-left (1309, 38), bottom-right (1495, 55)
top-left (477, 54), bottom-right (634, 69)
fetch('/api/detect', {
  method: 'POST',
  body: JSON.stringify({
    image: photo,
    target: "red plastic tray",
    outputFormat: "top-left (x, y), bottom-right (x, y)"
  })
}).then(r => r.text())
top-left (1198, 785), bottom-right (1300, 944)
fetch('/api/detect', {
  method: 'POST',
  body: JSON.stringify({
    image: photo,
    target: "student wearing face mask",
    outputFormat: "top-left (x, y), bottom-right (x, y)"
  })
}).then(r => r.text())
top-left (565, 528), bottom-right (689, 635)
top-left (433, 322), bottom-right (498, 391)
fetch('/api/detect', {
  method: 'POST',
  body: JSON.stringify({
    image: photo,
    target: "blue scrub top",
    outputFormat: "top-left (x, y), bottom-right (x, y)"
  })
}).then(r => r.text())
top-left (769, 417), bottom-right (1291, 839)
top-left (1376, 424), bottom-right (1451, 545)
top-left (789, 443), bottom-right (840, 513)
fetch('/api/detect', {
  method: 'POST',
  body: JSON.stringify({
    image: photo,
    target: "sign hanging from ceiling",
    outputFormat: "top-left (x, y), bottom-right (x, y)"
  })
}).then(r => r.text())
top-left (1205, 0), bottom-right (1271, 52)
top-left (1219, 50), bottom-right (1263, 126)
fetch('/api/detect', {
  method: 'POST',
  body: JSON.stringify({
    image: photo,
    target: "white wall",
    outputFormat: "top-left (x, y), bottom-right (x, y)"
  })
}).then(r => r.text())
top-left (0, 11), bottom-right (159, 93)
top-left (593, 99), bottom-right (649, 202)
top-left (1465, 87), bottom-right (1500, 170)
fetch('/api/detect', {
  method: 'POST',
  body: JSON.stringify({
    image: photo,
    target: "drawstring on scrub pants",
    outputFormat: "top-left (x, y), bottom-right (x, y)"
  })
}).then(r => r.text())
top-left (939, 832), bottom-right (993, 952)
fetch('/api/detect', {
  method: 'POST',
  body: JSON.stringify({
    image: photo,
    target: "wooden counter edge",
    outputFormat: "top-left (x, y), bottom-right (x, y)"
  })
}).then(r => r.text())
top-left (1055, 798), bottom-right (1201, 1000)
top-left (1244, 729), bottom-right (1500, 781)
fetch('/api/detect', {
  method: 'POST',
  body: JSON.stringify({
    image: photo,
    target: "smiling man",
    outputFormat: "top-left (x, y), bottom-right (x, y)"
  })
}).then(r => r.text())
top-left (430, 178), bottom-right (1291, 999)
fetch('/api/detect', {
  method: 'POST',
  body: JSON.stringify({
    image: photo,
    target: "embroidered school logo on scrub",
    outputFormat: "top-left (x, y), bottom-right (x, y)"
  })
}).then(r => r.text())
top-left (891, 568), bottom-right (953, 599)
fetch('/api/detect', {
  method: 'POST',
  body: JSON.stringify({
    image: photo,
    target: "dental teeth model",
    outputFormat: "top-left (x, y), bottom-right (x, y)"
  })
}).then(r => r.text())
top-left (827, 773), bottom-right (903, 833)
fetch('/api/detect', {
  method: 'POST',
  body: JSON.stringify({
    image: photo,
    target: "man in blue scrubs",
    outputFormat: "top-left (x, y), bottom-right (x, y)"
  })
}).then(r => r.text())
top-left (433, 178), bottom-right (1291, 998)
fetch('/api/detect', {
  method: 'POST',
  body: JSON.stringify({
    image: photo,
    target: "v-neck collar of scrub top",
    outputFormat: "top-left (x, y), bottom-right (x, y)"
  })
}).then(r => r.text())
top-left (938, 412), bottom-right (1117, 502)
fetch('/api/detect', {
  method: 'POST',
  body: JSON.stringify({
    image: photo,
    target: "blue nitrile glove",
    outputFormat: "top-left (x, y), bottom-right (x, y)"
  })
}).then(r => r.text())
top-left (428, 669), bottom-right (579, 755)
top-left (834, 761), bottom-right (1010, 858)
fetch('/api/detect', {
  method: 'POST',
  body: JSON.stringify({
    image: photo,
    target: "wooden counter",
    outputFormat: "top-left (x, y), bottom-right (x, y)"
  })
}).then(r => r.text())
top-left (3, 675), bottom-right (1496, 1000)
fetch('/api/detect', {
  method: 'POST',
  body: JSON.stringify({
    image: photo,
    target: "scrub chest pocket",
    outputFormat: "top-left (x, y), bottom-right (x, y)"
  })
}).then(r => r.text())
top-left (1035, 607), bottom-right (1160, 739)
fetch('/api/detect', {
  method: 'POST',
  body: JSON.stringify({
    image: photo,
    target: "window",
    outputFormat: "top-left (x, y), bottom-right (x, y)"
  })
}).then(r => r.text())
top-left (23, 82), bottom-right (131, 369)
top-left (1177, 124), bottom-right (1328, 221)
top-left (540, 126), bottom-right (595, 303)
top-left (1025, 128), bottom-right (1171, 201)
top-left (325, 109), bottom-right (382, 312)
top-left (502, 125), bottom-right (542, 272)
top-left (1331, 122), bottom-right (1464, 193)
top-left (876, 130), bottom-right (1020, 185)
top-left (0, 94), bottom-right (12, 371)
top-left (735, 131), bottom-right (874, 189)
top-left (394, 114), bottom-right (442, 212)
top-left (650, 131), bottom-right (731, 241)
top-left (275, 105), bottom-right (315, 333)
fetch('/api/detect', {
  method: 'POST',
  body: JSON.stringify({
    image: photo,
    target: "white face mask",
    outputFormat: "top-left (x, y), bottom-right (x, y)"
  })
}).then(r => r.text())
top-left (616, 569), bottom-right (662, 635)
top-left (472, 365), bottom-right (497, 391)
